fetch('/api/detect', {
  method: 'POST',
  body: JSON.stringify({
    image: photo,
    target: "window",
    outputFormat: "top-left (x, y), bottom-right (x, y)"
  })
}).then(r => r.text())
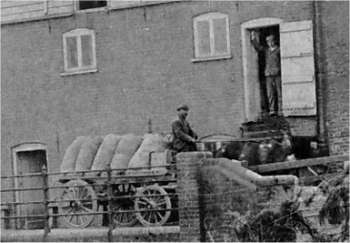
top-left (193, 12), bottom-right (231, 61)
top-left (63, 28), bottom-right (97, 74)
top-left (77, 0), bottom-right (107, 11)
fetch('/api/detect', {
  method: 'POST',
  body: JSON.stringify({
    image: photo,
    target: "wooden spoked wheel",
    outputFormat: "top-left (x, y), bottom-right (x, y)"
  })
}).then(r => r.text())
top-left (59, 179), bottom-right (97, 228)
top-left (111, 184), bottom-right (137, 227)
top-left (134, 185), bottom-right (171, 226)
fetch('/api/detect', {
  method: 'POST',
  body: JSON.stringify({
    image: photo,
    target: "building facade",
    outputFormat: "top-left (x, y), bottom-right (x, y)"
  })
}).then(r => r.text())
top-left (1, 0), bottom-right (349, 202)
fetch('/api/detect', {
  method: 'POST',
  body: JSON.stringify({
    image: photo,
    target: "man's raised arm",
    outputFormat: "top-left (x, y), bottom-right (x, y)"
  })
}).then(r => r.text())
top-left (250, 30), bottom-right (264, 52)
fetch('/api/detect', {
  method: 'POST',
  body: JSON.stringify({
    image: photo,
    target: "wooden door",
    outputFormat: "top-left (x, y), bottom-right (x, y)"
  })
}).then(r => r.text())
top-left (16, 150), bottom-right (47, 229)
top-left (280, 20), bottom-right (316, 116)
top-left (245, 29), bottom-right (261, 121)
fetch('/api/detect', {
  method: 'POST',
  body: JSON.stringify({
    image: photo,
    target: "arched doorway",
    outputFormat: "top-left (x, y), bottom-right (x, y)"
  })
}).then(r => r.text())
top-left (11, 142), bottom-right (48, 229)
top-left (241, 18), bottom-right (283, 122)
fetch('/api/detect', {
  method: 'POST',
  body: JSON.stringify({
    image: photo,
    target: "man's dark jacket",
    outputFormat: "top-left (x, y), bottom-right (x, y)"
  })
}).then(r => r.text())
top-left (171, 119), bottom-right (198, 152)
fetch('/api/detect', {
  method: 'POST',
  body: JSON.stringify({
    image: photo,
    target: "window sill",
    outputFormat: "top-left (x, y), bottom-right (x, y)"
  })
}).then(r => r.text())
top-left (60, 68), bottom-right (98, 77)
top-left (109, 0), bottom-right (184, 10)
top-left (191, 54), bottom-right (232, 63)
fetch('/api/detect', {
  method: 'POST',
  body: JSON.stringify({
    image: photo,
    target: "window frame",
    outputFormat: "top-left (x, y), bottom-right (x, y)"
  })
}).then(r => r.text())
top-left (192, 12), bottom-right (231, 62)
top-left (62, 28), bottom-right (97, 75)
top-left (75, 0), bottom-right (109, 13)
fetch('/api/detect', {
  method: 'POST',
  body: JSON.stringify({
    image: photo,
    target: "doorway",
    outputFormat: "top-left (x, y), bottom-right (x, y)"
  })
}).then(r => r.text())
top-left (241, 18), bottom-right (283, 122)
top-left (12, 143), bottom-right (48, 229)
top-left (253, 25), bottom-right (280, 115)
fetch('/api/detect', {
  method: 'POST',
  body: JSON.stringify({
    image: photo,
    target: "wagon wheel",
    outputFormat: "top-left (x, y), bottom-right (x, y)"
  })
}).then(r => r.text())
top-left (111, 184), bottom-right (138, 227)
top-left (59, 179), bottom-right (97, 228)
top-left (134, 184), bottom-right (171, 226)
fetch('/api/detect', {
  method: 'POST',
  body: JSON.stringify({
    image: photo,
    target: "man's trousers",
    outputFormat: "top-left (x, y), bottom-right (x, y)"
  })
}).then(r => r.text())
top-left (266, 75), bottom-right (282, 114)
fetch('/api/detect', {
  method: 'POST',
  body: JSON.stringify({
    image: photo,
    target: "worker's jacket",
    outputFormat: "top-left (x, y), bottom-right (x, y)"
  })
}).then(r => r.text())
top-left (171, 119), bottom-right (198, 152)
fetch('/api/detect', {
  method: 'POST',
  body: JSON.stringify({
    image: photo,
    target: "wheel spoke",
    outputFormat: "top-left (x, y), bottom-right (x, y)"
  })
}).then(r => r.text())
top-left (67, 214), bottom-right (74, 223)
top-left (156, 211), bottom-right (164, 220)
top-left (81, 206), bottom-right (93, 213)
top-left (63, 207), bottom-right (74, 214)
top-left (137, 199), bottom-right (148, 206)
top-left (157, 200), bottom-right (167, 207)
top-left (134, 185), bottom-right (171, 226)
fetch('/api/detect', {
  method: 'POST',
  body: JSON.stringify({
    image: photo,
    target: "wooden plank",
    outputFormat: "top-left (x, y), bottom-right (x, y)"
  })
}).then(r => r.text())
top-left (249, 155), bottom-right (348, 173)
top-left (1, 0), bottom-right (43, 8)
top-left (2, 2), bottom-right (45, 17)
top-left (47, 0), bottom-right (73, 15)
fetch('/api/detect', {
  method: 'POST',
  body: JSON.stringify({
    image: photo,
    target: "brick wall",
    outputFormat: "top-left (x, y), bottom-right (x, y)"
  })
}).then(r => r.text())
top-left (177, 153), bottom-right (346, 242)
top-left (1, 1), bottom-right (348, 200)
top-left (318, 1), bottom-right (349, 155)
top-left (176, 152), bottom-right (212, 241)
top-left (1, 0), bottom-right (314, 177)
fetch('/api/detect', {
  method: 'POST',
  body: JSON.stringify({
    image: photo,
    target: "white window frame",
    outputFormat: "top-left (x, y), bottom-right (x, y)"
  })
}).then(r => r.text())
top-left (62, 28), bottom-right (97, 75)
top-left (192, 12), bottom-right (231, 62)
top-left (75, 0), bottom-right (109, 13)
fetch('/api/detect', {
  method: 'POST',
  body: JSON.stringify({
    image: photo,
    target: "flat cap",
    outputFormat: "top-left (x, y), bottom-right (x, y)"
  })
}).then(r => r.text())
top-left (266, 35), bottom-right (275, 40)
top-left (177, 104), bottom-right (189, 111)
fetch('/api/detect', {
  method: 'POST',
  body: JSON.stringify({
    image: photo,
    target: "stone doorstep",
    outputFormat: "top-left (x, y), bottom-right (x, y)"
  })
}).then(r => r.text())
top-left (1, 226), bottom-right (180, 242)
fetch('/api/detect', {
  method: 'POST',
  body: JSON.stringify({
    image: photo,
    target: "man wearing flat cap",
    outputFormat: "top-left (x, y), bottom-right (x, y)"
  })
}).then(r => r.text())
top-left (171, 105), bottom-right (198, 152)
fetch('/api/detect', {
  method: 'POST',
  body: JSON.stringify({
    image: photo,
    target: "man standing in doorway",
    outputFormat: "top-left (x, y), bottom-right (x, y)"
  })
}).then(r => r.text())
top-left (171, 105), bottom-right (198, 152)
top-left (251, 31), bottom-right (282, 116)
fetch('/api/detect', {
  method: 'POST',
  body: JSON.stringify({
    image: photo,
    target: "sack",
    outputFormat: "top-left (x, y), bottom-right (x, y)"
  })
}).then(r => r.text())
top-left (163, 133), bottom-right (174, 149)
top-left (60, 136), bottom-right (87, 173)
top-left (75, 136), bottom-right (103, 171)
top-left (110, 134), bottom-right (143, 172)
top-left (91, 134), bottom-right (121, 171)
top-left (128, 133), bottom-right (167, 170)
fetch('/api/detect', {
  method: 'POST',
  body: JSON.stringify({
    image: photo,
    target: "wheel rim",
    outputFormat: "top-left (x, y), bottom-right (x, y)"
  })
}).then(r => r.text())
top-left (112, 184), bottom-right (137, 227)
top-left (135, 185), bottom-right (171, 226)
top-left (59, 180), bottom-right (97, 228)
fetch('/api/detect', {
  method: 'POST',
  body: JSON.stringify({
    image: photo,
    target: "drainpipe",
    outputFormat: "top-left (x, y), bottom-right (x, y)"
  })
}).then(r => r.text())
top-left (312, 0), bottom-right (328, 149)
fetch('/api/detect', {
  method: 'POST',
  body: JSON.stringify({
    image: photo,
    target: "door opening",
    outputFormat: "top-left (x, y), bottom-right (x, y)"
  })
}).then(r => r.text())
top-left (241, 18), bottom-right (283, 122)
top-left (250, 25), bottom-right (280, 116)
top-left (14, 148), bottom-right (47, 229)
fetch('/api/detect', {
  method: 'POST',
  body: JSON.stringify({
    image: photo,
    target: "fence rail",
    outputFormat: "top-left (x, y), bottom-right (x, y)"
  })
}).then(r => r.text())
top-left (1, 165), bottom-right (179, 235)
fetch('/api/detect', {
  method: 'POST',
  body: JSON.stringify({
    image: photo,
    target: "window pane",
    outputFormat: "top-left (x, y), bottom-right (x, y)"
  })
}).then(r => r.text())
top-left (213, 18), bottom-right (228, 54)
top-left (81, 35), bottom-right (93, 66)
top-left (196, 20), bottom-right (210, 56)
top-left (79, 0), bottom-right (107, 10)
top-left (66, 37), bottom-right (78, 68)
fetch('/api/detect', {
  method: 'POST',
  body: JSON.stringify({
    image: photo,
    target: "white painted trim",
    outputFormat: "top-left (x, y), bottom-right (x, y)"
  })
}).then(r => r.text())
top-left (193, 12), bottom-right (231, 59)
top-left (191, 54), bottom-right (232, 63)
top-left (11, 143), bottom-right (48, 220)
top-left (60, 68), bottom-right (98, 76)
top-left (63, 28), bottom-right (97, 74)
top-left (240, 18), bottom-right (283, 121)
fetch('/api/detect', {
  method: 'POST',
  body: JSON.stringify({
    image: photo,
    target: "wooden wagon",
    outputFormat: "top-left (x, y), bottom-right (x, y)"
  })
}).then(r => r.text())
top-left (55, 150), bottom-right (177, 228)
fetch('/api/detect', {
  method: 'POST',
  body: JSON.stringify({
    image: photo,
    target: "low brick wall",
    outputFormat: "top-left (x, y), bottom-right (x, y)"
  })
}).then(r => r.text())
top-left (1, 226), bottom-right (180, 242)
top-left (176, 152), bottom-right (346, 242)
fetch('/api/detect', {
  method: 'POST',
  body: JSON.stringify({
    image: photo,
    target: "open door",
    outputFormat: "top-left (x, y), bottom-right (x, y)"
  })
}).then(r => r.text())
top-left (243, 29), bottom-right (261, 121)
top-left (280, 20), bottom-right (316, 116)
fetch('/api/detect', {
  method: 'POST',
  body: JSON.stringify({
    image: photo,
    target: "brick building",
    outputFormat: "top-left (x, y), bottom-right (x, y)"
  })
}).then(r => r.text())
top-left (1, 0), bottom-right (349, 209)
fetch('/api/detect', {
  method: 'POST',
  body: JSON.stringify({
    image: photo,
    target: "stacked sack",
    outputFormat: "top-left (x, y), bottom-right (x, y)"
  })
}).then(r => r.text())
top-left (60, 136), bottom-right (87, 173)
top-left (110, 134), bottom-right (143, 175)
top-left (127, 133), bottom-right (168, 175)
top-left (75, 136), bottom-right (103, 172)
top-left (60, 133), bottom-right (168, 176)
top-left (91, 134), bottom-right (122, 176)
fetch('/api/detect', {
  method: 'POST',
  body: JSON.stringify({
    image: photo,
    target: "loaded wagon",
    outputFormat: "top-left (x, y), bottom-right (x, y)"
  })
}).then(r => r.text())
top-left (54, 133), bottom-right (178, 228)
